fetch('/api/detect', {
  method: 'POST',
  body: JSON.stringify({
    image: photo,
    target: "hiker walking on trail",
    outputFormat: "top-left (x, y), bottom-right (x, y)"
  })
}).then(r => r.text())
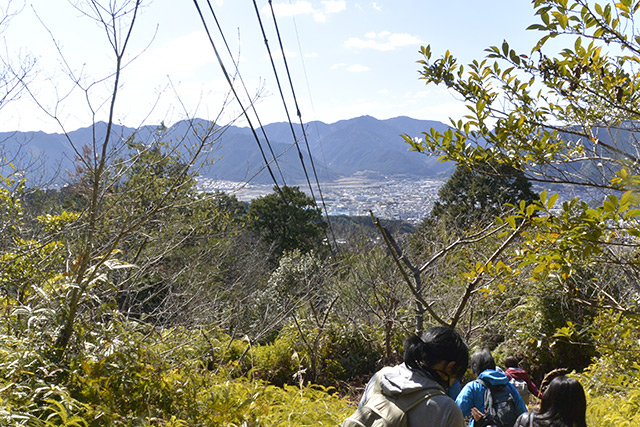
top-left (341, 326), bottom-right (469, 427)
top-left (504, 356), bottom-right (542, 403)
top-left (513, 376), bottom-right (587, 427)
top-left (456, 349), bottom-right (527, 427)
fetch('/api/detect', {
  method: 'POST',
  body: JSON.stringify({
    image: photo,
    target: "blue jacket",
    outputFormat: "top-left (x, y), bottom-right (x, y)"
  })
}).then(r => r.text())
top-left (455, 369), bottom-right (528, 427)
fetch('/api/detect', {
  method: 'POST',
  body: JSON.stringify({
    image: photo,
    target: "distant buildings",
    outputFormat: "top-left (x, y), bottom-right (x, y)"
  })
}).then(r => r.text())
top-left (197, 177), bottom-right (445, 224)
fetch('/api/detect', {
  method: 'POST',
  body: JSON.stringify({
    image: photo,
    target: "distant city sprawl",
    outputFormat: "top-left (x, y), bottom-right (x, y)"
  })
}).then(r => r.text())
top-left (197, 177), bottom-right (444, 224)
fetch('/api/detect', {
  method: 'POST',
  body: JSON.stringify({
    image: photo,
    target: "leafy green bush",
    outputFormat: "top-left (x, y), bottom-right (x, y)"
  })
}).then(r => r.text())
top-left (319, 323), bottom-right (384, 384)
top-left (586, 388), bottom-right (640, 427)
top-left (64, 323), bottom-right (353, 426)
top-left (576, 310), bottom-right (640, 426)
top-left (241, 331), bottom-right (300, 387)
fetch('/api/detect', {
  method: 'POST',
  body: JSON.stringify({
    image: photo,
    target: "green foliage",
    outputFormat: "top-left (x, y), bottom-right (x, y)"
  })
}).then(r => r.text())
top-left (9, 1), bottom-right (640, 420)
top-left (493, 291), bottom-right (595, 380)
top-left (431, 160), bottom-right (537, 229)
top-left (64, 325), bottom-right (354, 426)
top-left (586, 388), bottom-right (640, 427)
top-left (579, 310), bottom-right (640, 393)
top-left (405, 0), bottom-right (640, 315)
top-left (577, 310), bottom-right (640, 425)
top-left (1, 2), bottom-right (364, 425)
top-left (249, 185), bottom-right (328, 260)
top-left (0, 315), bottom-right (355, 426)
top-left (242, 331), bottom-right (301, 387)
top-left (318, 323), bottom-right (384, 384)
top-left (0, 168), bottom-right (25, 247)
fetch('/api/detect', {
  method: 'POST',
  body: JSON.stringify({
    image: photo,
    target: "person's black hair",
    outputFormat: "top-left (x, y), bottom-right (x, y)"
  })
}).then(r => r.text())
top-left (504, 355), bottom-right (520, 369)
top-left (535, 376), bottom-right (587, 427)
top-left (469, 349), bottom-right (496, 376)
top-left (404, 326), bottom-right (469, 380)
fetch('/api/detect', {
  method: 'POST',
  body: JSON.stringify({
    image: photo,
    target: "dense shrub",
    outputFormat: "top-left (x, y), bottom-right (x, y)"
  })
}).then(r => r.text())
top-left (0, 320), bottom-right (355, 426)
top-left (319, 324), bottom-right (386, 384)
top-left (578, 310), bottom-right (640, 426)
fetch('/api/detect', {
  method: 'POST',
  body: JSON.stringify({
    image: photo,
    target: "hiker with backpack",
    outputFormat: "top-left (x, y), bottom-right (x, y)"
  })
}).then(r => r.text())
top-left (341, 326), bottom-right (470, 427)
top-left (513, 376), bottom-right (587, 427)
top-left (455, 349), bottom-right (527, 427)
top-left (504, 356), bottom-right (542, 404)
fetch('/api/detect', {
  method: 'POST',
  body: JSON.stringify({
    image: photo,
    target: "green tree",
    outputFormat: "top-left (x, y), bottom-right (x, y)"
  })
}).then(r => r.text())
top-left (400, 1), bottom-right (640, 409)
top-left (431, 160), bottom-right (537, 229)
top-left (405, 0), bottom-right (640, 314)
top-left (249, 185), bottom-right (327, 260)
top-left (5, 0), bottom-right (225, 358)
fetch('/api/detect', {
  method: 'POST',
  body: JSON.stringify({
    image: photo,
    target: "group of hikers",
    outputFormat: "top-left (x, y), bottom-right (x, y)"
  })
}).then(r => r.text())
top-left (341, 327), bottom-right (587, 427)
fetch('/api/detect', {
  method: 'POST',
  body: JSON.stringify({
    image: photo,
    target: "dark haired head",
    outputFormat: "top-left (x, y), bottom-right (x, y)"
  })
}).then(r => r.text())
top-left (470, 349), bottom-right (495, 376)
top-left (536, 376), bottom-right (587, 427)
top-left (404, 326), bottom-right (469, 379)
top-left (504, 355), bottom-right (520, 369)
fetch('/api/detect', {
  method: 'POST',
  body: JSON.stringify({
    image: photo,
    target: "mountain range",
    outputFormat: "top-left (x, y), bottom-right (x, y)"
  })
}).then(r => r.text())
top-left (0, 115), bottom-right (453, 186)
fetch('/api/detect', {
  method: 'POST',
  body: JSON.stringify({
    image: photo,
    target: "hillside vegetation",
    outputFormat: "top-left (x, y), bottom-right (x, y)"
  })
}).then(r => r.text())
top-left (1, 0), bottom-right (640, 426)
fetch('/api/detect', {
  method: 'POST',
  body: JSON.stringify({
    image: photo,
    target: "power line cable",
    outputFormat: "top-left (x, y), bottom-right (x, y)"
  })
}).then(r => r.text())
top-left (251, 0), bottom-right (317, 204)
top-left (254, 0), bottom-right (337, 251)
top-left (191, 0), bottom-right (285, 199)
top-left (267, 0), bottom-right (338, 251)
top-left (203, 0), bottom-right (287, 187)
top-left (287, 0), bottom-right (332, 185)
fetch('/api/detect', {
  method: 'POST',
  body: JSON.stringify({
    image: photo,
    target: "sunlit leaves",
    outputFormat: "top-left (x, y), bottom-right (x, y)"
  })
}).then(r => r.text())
top-left (37, 211), bottom-right (81, 233)
top-left (409, 0), bottom-right (640, 315)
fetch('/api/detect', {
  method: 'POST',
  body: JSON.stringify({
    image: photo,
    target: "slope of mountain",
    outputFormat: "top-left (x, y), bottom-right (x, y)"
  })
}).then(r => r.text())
top-left (0, 116), bottom-right (453, 186)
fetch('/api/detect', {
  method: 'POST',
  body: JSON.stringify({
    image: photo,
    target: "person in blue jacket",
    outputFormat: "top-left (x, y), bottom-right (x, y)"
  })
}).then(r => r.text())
top-left (455, 349), bottom-right (527, 426)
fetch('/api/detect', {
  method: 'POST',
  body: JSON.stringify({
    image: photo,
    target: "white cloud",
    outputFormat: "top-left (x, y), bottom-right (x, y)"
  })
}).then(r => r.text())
top-left (347, 64), bottom-right (370, 72)
top-left (304, 52), bottom-right (319, 58)
top-left (345, 31), bottom-right (425, 51)
top-left (378, 89), bottom-right (389, 95)
top-left (314, 11), bottom-right (328, 23)
top-left (322, 1), bottom-right (346, 13)
top-left (267, 0), bottom-right (346, 22)
top-left (331, 62), bottom-right (369, 73)
top-left (372, 2), bottom-right (382, 11)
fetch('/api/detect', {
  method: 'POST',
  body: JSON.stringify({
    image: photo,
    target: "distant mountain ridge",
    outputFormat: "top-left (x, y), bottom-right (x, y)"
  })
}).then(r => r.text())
top-left (0, 116), bottom-right (453, 186)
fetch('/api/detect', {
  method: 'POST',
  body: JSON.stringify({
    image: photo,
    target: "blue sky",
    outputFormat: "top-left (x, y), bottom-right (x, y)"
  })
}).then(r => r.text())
top-left (1, 1), bottom-right (543, 132)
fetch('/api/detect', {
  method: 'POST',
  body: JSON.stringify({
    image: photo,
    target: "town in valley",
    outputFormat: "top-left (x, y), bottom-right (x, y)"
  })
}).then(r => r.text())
top-left (197, 176), bottom-right (445, 224)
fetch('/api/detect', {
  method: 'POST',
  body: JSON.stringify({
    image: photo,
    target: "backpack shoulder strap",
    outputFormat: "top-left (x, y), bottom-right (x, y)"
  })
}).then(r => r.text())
top-left (399, 387), bottom-right (446, 413)
top-left (349, 376), bottom-right (445, 426)
top-left (476, 378), bottom-right (490, 390)
top-left (476, 378), bottom-right (492, 411)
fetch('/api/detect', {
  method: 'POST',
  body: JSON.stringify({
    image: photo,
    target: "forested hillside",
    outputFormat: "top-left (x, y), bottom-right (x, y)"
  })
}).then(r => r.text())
top-left (1, 0), bottom-right (640, 426)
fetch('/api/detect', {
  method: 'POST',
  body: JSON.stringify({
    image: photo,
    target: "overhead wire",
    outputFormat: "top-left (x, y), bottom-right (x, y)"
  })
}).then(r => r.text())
top-left (203, 0), bottom-right (287, 188)
top-left (287, 0), bottom-right (332, 184)
top-left (266, 0), bottom-right (338, 251)
top-left (194, 0), bottom-right (337, 251)
top-left (251, 0), bottom-right (317, 205)
top-left (191, 0), bottom-right (286, 199)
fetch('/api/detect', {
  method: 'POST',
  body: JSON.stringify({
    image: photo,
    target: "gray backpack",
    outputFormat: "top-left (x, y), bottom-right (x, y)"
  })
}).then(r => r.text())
top-left (340, 376), bottom-right (445, 427)
top-left (508, 376), bottom-right (530, 403)
top-left (477, 378), bottom-right (519, 427)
